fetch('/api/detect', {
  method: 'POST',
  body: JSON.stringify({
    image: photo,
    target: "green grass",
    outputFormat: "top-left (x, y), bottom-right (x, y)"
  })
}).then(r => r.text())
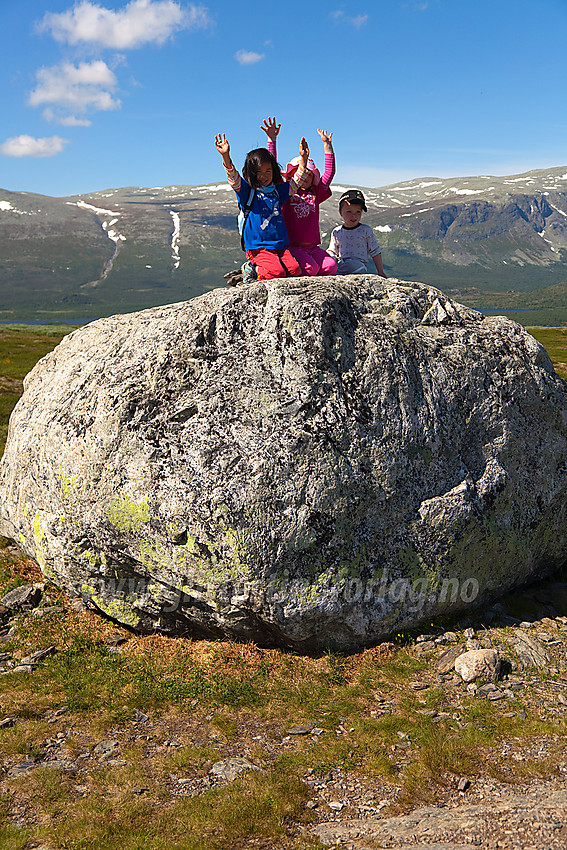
top-left (0, 325), bottom-right (74, 453)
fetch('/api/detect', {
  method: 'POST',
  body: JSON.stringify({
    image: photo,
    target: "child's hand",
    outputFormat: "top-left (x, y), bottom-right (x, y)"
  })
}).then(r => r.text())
top-left (261, 117), bottom-right (281, 142)
top-left (214, 133), bottom-right (230, 156)
top-left (299, 136), bottom-right (309, 166)
top-left (317, 128), bottom-right (333, 145)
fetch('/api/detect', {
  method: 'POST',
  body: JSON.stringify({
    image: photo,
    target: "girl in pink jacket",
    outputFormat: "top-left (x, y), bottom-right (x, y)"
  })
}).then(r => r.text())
top-left (261, 117), bottom-right (338, 277)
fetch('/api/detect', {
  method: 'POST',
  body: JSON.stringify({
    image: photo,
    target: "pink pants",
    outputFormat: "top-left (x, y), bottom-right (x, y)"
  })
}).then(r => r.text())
top-left (246, 248), bottom-right (302, 280)
top-left (289, 245), bottom-right (338, 276)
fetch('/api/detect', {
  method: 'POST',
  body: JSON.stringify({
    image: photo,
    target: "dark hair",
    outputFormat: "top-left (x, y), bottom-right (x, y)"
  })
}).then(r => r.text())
top-left (242, 148), bottom-right (282, 189)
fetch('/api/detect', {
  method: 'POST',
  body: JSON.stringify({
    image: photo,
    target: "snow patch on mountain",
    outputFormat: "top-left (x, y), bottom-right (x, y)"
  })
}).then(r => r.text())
top-left (0, 200), bottom-right (30, 215)
top-left (170, 210), bottom-right (181, 270)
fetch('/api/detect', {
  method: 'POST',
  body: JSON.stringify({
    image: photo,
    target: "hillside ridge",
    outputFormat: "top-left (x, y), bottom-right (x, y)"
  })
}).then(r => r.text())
top-left (1, 166), bottom-right (566, 322)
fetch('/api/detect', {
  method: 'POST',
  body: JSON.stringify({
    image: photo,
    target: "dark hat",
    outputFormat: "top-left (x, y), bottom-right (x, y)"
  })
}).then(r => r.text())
top-left (338, 189), bottom-right (367, 211)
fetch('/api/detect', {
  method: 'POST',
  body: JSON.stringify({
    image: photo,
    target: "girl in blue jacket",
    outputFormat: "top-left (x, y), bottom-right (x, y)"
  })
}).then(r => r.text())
top-left (214, 132), bottom-right (311, 280)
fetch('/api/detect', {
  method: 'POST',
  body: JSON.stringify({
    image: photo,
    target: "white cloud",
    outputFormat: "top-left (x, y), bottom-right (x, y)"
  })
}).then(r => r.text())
top-left (235, 50), bottom-right (265, 65)
top-left (37, 0), bottom-right (211, 50)
top-left (351, 14), bottom-right (368, 28)
top-left (0, 135), bottom-right (69, 158)
top-left (331, 9), bottom-right (369, 27)
top-left (47, 112), bottom-right (93, 127)
top-left (28, 61), bottom-right (120, 124)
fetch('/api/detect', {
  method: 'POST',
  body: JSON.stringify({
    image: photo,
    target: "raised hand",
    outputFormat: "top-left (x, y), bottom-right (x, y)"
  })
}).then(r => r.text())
top-left (317, 128), bottom-right (333, 145)
top-left (299, 136), bottom-right (309, 165)
top-left (261, 117), bottom-right (281, 142)
top-left (214, 133), bottom-right (230, 156)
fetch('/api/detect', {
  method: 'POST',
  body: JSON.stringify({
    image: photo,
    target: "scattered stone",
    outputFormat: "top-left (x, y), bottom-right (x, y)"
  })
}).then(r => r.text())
top-left (476, 683), bottom-right (505, 700)
top-left (454, 649), bottom-right (501, 683)
top-left (20, 646), bottom-right (56, 666)
top-left (209, 757), bottom-right (261, 782)
top-left (0, 585), bottom-right (42, 611)
top-left (31, 605), bottom-right (64, 618)
top-left (7, 760), bottom-right (37, 777)
top-left (507, 630), bottom-right (551, 669)
top-left (287, 723), bottom-right (314, 735)
top-left (45, 758), bottom-right (77, 772)
top-left (46, 706), bottom-right (68, 723)
top-left (437, 644), bottom-right (466, 674)
top-left (436, 631), bottom-right (458, 644)
top-left (414, 641), bottom-right (436, 655)
top-left (458, 777), bottom-right (471, 792)
top-left (0, 716), bottom-right (16, 728)
top-left (11, 664), bottom-right (34, 675)
top-left (409, 681), bottom-right (429, 690)
top-left (93, 740), bottom-right (120, 761)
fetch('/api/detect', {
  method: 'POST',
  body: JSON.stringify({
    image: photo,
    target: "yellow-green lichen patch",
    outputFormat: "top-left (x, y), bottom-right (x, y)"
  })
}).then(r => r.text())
top-left (76, 548), bottom-right (107, 569)
top-left (139, 534), bottom-right (250, 592)
top-left (56, 468), bottom-right (79, 500)
top-left (91, 593), bottom-right (141, 628)
top-left (80, 582), bottom-right (142, 627)
top-left (106, 495), bottom-right (150, 534)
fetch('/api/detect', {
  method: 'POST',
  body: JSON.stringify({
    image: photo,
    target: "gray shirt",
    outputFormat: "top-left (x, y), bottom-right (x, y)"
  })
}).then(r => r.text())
top-left (328, 223), bottom-right (381, 263)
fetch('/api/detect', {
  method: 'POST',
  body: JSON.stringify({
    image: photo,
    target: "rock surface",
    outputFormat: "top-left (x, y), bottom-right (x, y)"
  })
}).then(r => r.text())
top-left (1, 276), bottom-right (567, 650)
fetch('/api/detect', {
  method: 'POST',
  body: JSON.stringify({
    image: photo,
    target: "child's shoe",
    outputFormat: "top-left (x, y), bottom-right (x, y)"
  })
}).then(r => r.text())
top-left (241, 261), bottom-right (257, 284)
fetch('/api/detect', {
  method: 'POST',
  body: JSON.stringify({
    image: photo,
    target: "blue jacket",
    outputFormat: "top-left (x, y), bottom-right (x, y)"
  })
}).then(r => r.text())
top-left (236, 178), bottom-right (291, 250)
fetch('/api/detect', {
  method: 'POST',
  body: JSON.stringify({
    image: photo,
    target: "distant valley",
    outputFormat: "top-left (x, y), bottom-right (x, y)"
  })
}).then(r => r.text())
top-left (1, 166), bottom-right (566, 323)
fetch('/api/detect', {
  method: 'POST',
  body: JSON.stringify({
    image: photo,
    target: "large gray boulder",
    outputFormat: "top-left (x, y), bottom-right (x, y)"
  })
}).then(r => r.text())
top-left (1, 276), bottom-right (566, 650)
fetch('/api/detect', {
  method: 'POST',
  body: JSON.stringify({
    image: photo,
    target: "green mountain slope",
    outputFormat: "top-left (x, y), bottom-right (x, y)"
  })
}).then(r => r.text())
top-left (1, 167), bottom-right (566, 322)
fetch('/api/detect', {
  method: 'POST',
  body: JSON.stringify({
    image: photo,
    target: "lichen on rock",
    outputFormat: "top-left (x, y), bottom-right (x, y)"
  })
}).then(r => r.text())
top-left (1, 275), bottom-right (567, 650)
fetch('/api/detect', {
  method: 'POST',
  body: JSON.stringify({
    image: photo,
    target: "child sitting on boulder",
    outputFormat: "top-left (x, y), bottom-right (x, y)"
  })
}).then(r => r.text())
top-left (261, 116), bottom-right (338, 276)
top-left (214, 132), bottom-right (312, 281)
top-left (328, 189), bottom-right (386, 277)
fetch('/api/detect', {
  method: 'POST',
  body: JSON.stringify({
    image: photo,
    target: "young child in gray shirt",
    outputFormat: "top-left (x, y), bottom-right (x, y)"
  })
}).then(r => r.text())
top-left (328, 189), bottom-right (386, 276)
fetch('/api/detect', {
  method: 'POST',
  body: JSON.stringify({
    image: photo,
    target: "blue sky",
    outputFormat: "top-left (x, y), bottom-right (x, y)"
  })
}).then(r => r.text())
top-left (1, 0), bottom-right (566, 197)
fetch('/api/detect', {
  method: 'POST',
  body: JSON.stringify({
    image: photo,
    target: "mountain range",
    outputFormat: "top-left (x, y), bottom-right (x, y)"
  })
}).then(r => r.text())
top-left (1, 166), bottom-right (566, 323)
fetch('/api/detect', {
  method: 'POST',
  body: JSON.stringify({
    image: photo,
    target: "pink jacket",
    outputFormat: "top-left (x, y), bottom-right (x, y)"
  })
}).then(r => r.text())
top-left (268, 140), bottom-right (335, 248)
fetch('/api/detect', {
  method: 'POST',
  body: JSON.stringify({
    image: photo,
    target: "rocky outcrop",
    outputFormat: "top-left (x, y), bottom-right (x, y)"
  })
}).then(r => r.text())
top-left (1, 276), bottom-right (567, 650)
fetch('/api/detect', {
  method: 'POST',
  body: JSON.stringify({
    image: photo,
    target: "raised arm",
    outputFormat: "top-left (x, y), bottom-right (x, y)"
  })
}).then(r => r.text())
top-left (288, 137), bottom-right (311, 194)
top-left (317, 128), bottom-right (335, 188)
top-left (261, 116), bottom-right (280, 159)
top-left (214, 133), bottom-right (241, 192)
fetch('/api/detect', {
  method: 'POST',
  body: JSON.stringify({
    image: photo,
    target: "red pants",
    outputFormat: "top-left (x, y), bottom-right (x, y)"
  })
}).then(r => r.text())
top-left (246, 248), bottom-right (302, 280)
